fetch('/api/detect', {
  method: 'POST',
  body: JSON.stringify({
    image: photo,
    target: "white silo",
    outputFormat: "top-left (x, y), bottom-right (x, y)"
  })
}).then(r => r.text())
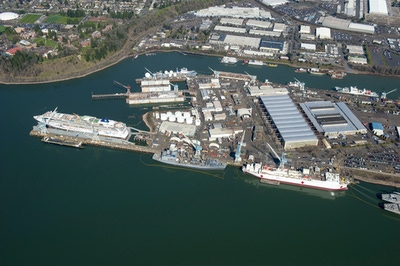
top-left (195, 118), bottom-right (201, 126)
top-left (185, 116), bottom-right (193, 125)
top-left (160, 113), bottom-right (168, 121)
top-left (177, 116), bottom-right (185, 123)
top-left (168, 115), bottom-right (176, 122)
top-left (175, 111), bottom-right (182, 117)
top-left (183, 111), bottom-right (191, 118)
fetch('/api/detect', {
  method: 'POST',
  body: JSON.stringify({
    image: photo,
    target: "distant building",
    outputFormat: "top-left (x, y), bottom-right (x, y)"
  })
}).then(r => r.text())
top-left (368, 0), bottom-right (388, 15)
top-left (370, 122), bottom-right (384, 136)
top-left (5, 47), bottom-right (23, 56)
top-left (316, 27), bottom-right (331, 39)
top-left (300, 101), bottom-right (367, 139)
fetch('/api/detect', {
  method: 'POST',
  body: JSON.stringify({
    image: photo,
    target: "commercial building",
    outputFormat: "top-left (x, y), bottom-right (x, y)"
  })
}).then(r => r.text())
top-left (368, 0), bottom-right (388, 15)
top-left (260, 94), bottom-right (318, 150)
top-left (300, 101), bottom-right (367, 138)
top-left (370, 122), bottom-right (384, 136)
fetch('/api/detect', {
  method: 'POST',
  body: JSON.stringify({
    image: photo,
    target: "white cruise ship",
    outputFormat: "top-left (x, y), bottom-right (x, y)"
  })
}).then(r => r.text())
top-left (242, 162), bottom-right (348, 191)
top-left (34, 109), bottom-right (131, 140)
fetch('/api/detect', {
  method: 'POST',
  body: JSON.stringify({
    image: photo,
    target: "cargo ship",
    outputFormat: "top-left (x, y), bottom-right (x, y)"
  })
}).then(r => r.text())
top-left (335, 86), bottom-right (379, 98)
top-left (220, 56), bottom-right (238, 64)
top-left (33, 108), bottom-right (131, 140)
top-left (242, 162), bottom-right (348, 191)
top-left (152, 145), bottom-right (227, 170)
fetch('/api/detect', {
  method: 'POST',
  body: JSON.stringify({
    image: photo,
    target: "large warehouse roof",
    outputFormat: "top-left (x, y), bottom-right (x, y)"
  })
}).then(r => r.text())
top-left (260, 94), bottom-right (317, 150)
top-left (300, 101), bottom-right (366, 138)
top-left (0, 12), bottom-right (18, 21)
top-left (369, 0), bottom-right (388, 15)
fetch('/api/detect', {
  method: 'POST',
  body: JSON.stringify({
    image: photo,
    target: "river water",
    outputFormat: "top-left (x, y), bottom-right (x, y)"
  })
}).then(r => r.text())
top-left (1, 52), bottom-right (399, 265)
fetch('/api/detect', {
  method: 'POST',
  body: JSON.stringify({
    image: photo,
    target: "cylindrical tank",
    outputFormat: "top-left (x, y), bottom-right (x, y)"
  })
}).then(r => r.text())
top-left (154, 112), bottom-right (160, 120)
top-left (183, 112), bottom-right (190, 118)
top-left (177, 116), bottom-right (185, 123)
top-left (195, 118), bottom-right (201, 126)
top-left (168, 115), bottom-right (176, 122)
top-left (185, 116), bottom-right (193, 124)
top-left (166, 111), bottom-right (172, 117)
top-left (160, 113), bottom-right (168, 121)
top-left (175, 111), bottom-right (182, 117)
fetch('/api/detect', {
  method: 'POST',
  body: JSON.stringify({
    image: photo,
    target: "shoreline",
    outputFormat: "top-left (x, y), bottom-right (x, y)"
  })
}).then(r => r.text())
top-left (2, 48), bottom-right (400, 85)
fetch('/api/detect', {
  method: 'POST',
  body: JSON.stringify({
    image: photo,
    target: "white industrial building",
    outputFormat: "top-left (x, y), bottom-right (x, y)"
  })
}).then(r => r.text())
top-left (223, 35), bottom-right (261, 49)
top-left (321, 16), bottom-right (375, 34)
top-left (369, 0), bottom-right (388, 15)
top-left (195, 6), bottom-right (261, 18)
top-left (246, 20), bottom-right (272, 29)
top-left (299, 25), bottom-right (311, 34)
top-left (299, 101), bottom-right (367, 138)
top-left (249, 29), bottom-right (282, 37)
top-left (316, 27), bottom-right (331, 39)
top-left (273, 23), bottom-right (286, 32)
top-left (208, 127), bottom-right (243, 141)
top-left (220, 18), bottom-right (244, 26)
top-left (158, 121), bottom-right (197, 137)
top-left (348, 56), bottom-right (368, 64)
top-left (214, 25), bottom-right (247, 34)
top-left (260, 94), bottom-right (318, 150)
top-left (347, 45), bottom-right (364, 55)
top-left (301, 43), bottom-right (316, 51)
top-left (247, 84), bottom-right (288, 96)
top-left (259, 0), bottom-right (290, 7)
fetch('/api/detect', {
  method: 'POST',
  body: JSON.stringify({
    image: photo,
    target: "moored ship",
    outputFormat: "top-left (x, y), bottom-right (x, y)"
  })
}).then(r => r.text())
top-left (34, 108), bottom-right (131, 140)
top-left (152, 144), bottom-right (227, 170)
top-left (335, 86), bottom-right (379, 98)
top-left (221, 56), bottom-right (238, 64)
top-left (242, 160), bottom-right (348, 191)
top-left (382, 203), bottom-right (400, 214)
top-left (381, 191), bottom-right (400, 204)
top-left (248, 60), bottom-right (264, 66)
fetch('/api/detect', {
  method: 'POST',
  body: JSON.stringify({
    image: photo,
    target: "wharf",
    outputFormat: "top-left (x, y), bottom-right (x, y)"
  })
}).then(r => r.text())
top-left (91, 93), bottom-right (128, 100)
top-left (135, 77), bottom-right (187, 84)
top-left (30, 129), bottom-right (158, 154)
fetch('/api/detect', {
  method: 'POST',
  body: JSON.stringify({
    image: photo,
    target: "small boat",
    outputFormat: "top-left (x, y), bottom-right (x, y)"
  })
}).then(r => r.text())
top-left (267, 63), bottom-right (278, 67)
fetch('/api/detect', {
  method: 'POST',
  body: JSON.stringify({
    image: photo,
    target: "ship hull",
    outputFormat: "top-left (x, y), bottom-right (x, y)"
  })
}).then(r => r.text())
top-left (152, 153), bottom-right (226, 170)
top-left (242, 168), bottom-right (348, 191)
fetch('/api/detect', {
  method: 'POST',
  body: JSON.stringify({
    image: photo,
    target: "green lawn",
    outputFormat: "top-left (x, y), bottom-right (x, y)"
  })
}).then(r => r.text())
top-left (44, 15), bottom-right (68, 24)
top-left (19, 14), bottom-right (42, 23)
top-left (34, 37), bottom-right (58, 48)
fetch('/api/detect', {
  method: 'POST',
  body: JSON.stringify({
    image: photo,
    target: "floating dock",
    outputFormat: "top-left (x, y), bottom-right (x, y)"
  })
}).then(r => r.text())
top-left (91, 92), bottom-right (128, 100)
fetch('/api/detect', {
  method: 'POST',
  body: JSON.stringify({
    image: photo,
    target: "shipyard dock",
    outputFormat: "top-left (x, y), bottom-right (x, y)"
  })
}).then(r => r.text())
top-left (30, 129), bottom-right (158, 154)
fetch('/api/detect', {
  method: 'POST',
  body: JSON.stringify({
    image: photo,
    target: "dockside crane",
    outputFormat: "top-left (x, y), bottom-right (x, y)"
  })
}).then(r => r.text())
top-left (208, 67), bottom-right (219, 78)
top-left (294, 77), bottom-right (305, 91)
top-left (114, 80), bottom-right (131, 94)
top-left (380, 88), bottom-right (397, 100)
top-left (235, 131), bottom-right (245, 163)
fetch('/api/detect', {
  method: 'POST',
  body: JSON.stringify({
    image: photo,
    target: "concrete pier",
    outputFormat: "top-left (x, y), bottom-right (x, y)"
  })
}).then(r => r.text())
top-left (30, 129), bottom-right (158, 154)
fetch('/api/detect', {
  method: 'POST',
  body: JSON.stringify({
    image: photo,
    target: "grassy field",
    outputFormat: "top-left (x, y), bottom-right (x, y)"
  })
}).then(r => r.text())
top-left (43, 15), bottom-right (69, 24)
top-left (34, 37), bottom-right (58, 48)
top-left (19, 14), bottom-right (42, 23)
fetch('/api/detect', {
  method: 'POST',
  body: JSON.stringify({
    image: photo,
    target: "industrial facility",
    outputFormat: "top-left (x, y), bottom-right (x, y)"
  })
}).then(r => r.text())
top-left (259, 94), bottom-right (318, 150)
top-left (299, 101), bottom-right (367, 138)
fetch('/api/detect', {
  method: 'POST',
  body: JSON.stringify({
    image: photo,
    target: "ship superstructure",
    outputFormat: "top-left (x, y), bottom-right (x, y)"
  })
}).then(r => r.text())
top-left (34, 108), bottom-right (131, 140)
top-left (152, 142), bottom-right (227, 170)
top-left (221, 56), bottom-right (238, 64)
top-left (242, 153), bottom-right (348, 191)
top-left (335, 86), bottom-right (379, 97)
top-left (381, 192), bottom-right (400, 204)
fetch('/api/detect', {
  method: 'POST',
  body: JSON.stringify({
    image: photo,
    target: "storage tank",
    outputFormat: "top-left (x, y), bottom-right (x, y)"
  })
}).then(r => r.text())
top-left (185, 116), bottom-right (193, 125)
top-left (195, 118), bottom-right (201, 126)
top-left (183, 112), bottom-right (191, 118)
top-left (175, 111), bottom-right (182, 117)
top-left (166, 111), bottom-right (172, 117)
top-left (168, 115), bottom-right (176, 122)
top-left (154, 112), bottom-right (160, 120)
top-left (177, 116), bottom-right (185, 123)
top-left (160, 113), bottom-right (168, 121)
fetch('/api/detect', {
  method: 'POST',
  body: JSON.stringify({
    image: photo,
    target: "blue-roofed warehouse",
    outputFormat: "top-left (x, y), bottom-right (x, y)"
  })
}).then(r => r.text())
top-left (260, 94), bottom-right (318, 150)
top-left (370, 122), bottom-right (384, 136)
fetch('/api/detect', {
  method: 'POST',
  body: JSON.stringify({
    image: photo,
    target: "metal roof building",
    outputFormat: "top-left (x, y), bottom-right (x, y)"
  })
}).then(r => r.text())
top-left (299, 101), bottom-right (367, 138)
top-left (260, 94), bottom-right (318, 150)
top-left (369, 0), bottom-right (388, 15)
